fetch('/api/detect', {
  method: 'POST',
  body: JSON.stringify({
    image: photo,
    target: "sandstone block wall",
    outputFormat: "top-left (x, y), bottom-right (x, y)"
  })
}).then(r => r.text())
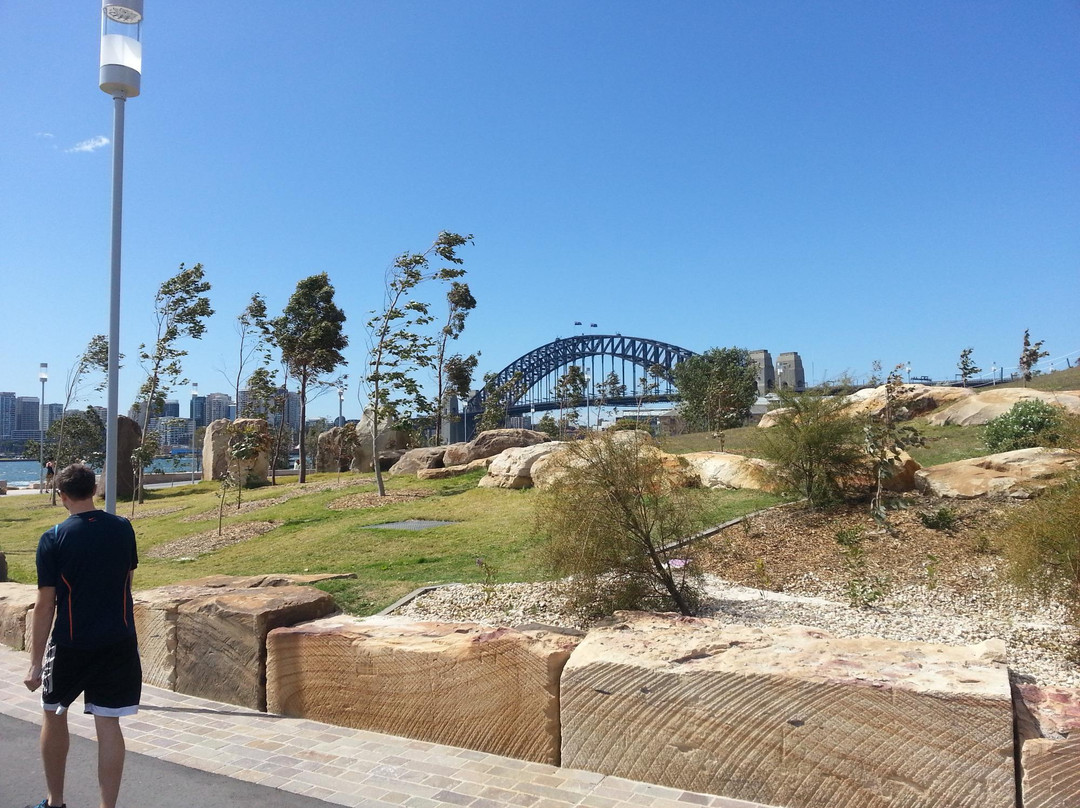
top-left (0, 582), bottom-right (36, 651)
top-left (560, 612), bottom-right (1015, 808)
top-left (1015, 683), bottom-right (1080, 808)
top-left (266, 615), bottom-right (579, 764)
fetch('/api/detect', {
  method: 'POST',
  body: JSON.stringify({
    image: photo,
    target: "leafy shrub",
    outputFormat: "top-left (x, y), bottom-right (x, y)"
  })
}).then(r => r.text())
top-left (983, 399), bottom-right (1064, 453)
top-left (919, 507), bottom-right (958, 531)
top-left (535, 431), bottom-right (707, 621)
top-left (756, 392), bottom-right (869, 508)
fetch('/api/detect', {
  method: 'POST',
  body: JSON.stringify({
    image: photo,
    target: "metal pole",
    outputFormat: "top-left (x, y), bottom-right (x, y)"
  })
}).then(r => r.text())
top-left (39, 377), bottom-right (45, 493)
top-left (104, 94), bottom-right (126, 513)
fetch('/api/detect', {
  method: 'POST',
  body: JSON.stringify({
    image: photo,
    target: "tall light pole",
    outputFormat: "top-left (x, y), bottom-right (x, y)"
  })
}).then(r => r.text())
top-left (39, 363), bottom-right (48, 493)
top-left (991, 364), bottom-right (997, 386)
top-left (338, 386), bottom-right (345, 428)
top-left (190, 382), bottom-right (198, 484)
top-left (100, 0), bottom-right (143, 513)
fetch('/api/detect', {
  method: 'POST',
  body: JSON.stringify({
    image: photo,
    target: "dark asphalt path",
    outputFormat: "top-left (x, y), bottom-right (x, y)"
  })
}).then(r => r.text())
top-left (0, 712), bottom-right (339, 808)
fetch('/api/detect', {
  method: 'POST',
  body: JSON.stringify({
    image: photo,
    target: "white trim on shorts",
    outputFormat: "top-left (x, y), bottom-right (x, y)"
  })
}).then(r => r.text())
top-left (85, 702), bottom-right (139, 717)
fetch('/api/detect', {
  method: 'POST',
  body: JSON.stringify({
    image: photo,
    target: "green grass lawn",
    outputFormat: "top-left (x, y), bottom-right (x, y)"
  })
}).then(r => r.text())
top-left (992, 364), bottom-right (1080, 392)
top-left (0, 470), bottom-right (780, 616)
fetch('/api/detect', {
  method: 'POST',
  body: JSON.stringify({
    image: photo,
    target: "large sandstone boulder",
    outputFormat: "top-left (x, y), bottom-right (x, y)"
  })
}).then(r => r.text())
top-left (561, 612), bottom-right (1014, 808)
top-left (927, 388), bottom-right (1080, 427)
top-left (201, 418), bottom-right (271, 484)
top-left (348, 409), bottom-right (411, 473)
top-left (315, 426), bottom-right (351, 473)
top-left (531, 434), bottom-right (694, 491)
top-left (478, 443), bottom-right (569, 489)
top-left (266, 615), bottom-right (580, 764)
top-left (914, 447), bottom-right (1080, 499)
top-left (682, 451), bottom-right (776, 491)
top-left (389, 446), bottom-right (447, 476)
top-left (416, 457), bottom-right (492, 480)
top-left (843, 383), bottom-right (975, 420)
top-left (172, 585), bottom-right (337, 710)
top-left (0, 582), bottom-right (37, 651)
top-left (95, 414), bottom-right (141, 499)
top-left (1015, 683), bottom-right (1080, 808)
top-left (442, 428), bottom-right (551, 467)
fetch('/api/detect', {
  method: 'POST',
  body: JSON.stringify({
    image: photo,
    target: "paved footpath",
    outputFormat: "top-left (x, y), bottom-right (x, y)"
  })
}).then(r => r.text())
top-left (0, 645), bottom-right (773, 808)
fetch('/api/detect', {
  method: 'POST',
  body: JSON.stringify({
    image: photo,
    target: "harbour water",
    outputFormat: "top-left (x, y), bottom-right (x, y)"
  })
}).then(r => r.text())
top-left (0, 456), bottom-right (201, 488)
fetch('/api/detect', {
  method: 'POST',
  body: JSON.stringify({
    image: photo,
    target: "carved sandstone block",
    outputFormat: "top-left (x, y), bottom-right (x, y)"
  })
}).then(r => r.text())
top-left (266, 615), bottom-right (579, 764)
top-left (1015, 683), bottom-right (1080, 808)
top-left (175, 586), bottom-right (337, 710)
top-left (561, 612), bottom-right (1014, 808)
top-left (0, 582), bottom-right (37, 651)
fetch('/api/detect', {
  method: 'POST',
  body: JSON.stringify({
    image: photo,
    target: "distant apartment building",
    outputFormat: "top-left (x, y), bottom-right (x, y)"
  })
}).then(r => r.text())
top-left (43, 403), bottom-right (64, 431)
top-left (0, 392), bottom-right (15, 439)
top-left (163, 399), bottom-right (180, 418)
top-left (238, 387), bottom-right (301, 434)
top-left (190, 395), bottom-right (207, 427)
top-left (15, 397), bottom-right (39, 432)
top-left (205, 393), bottom-right (232, 423)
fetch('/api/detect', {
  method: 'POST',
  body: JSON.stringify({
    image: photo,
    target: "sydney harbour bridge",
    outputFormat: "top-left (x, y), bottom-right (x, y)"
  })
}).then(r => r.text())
top-left (460, 334), bottom-right (698, 432)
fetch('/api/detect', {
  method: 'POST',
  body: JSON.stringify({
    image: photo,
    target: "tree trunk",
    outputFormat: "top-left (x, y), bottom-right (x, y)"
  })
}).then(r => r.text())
top-left (298, 373), bottom-right (308, 483)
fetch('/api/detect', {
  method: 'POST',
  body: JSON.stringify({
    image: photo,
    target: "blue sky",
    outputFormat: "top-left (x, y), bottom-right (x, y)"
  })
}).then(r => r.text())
top-left (2, 1), bottom-right (1077, 421)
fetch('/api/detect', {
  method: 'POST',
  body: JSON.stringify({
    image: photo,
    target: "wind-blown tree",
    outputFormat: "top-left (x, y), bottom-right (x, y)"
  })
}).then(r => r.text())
top-left (594, 370), bottom-right (626, 427)
top-left (365, 231), bottom-right (472, 495)
top-left (671, 347), bottom-right (758, 432)
top-left (442, 353), bottom-right (479, 438)
top-left (554, 366), bottom-right (588, 436)
top-left (242, 364), bottom-right (291, 482)
top-left (50, 335), bottom-right (111, 505)
top-left (271, 273), bottom-right (348, 484)
top-left (433, 281), bottom-right (477, 444)
top-left (24, 408), bottom-right (107, 476)
top-left (957, 347), bottom-right (981, 387)
top-left (226, 293), bottom-right (272, 405)
top-left (1020, 329), bottom-right (1050, 385)
top-left (134, 263), bottom-right (214, 502)
top-left (476, 371), bottom-right (526, 434)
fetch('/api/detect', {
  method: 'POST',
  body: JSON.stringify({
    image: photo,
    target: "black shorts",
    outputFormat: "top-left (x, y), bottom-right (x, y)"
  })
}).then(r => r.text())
top-left (41, 635), bottom-right (142, 717)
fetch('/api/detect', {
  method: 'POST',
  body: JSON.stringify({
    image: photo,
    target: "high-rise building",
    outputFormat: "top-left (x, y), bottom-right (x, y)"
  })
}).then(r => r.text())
top-left (190, 395), bottom-right (207, 427)
top-left (43, 403), bottom-right (64, 431)
top-left (163, 399), bottom-right (180, 418)
top-left (205, 393), bottom-right (232, 423)
top-left (0, 392), bottom-right (15, 439)
top-left (15, 397), bottom-right (39, 432)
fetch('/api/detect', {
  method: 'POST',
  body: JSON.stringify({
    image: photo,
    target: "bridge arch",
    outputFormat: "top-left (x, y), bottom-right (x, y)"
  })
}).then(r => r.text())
top-left (465, 334), bottom-right (698, 418)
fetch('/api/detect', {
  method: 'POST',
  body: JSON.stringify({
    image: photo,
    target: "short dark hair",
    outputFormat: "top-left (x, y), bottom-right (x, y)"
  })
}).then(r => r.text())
top-left (55, 464), bottom-right (98, 500)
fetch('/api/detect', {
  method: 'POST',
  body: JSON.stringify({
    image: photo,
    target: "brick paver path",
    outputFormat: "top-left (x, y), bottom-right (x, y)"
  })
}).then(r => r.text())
top-left (0, 645), bottom-right (774, 808)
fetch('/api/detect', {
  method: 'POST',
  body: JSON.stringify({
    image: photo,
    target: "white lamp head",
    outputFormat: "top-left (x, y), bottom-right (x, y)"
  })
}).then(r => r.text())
top-left (40, 362), bottom-right (48, 382)
top-left (100, 0), bottom-right (143, 98)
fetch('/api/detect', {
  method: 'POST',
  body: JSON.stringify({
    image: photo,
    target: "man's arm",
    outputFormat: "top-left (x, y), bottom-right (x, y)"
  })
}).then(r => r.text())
top-left (24, 586), bottom-right (56, 692)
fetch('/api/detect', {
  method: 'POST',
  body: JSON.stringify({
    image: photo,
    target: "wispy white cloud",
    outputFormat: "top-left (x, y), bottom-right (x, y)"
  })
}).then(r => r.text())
top-left (36, 132), bottom-right (55, 139)
top-left (67, 135), bottom-right (110, 154)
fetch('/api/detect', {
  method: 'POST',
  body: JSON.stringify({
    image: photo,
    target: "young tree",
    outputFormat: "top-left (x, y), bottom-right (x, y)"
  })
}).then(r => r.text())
top-left (50, 335), bottom-right (112, 505)
top-left (442, 353), bottom-right (479, 440)
top-left (957, 347), bottom-right (981, 387)
top-left (554, 366), bottom-right (588, 436)
top-left (271, 273), bottom-right (348, 484)
top-left (476, 371), bottom-right (526, 434)
top-left (365, 232), bottom-right (471, 495)
top-left (635, 364), bottom-right (665, 410)
top-left (594, 371), bottom-right (626, 428)
top-left (226, 293), bottom-right (271, 405)
top-left (670, 347), bottom-right (758, 432)
top-left (862, 364), bottom-right (924, 527)
top-left (433, 281), bottom-right (477, 444)
top-left (134, 263), bottom-right (214, 502)
top-left (1019, 329), bottom-right (1050, 385)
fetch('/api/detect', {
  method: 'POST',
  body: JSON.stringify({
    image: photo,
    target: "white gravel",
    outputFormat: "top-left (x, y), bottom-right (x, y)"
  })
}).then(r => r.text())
top-left (391, 575), bottom-right (1080, 688)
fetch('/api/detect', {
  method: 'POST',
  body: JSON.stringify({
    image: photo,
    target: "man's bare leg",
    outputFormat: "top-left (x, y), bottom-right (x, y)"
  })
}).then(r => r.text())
top-left (40, 709), bottom-right (69, 807)
top-left (94, 714), bottom-right (125, 808)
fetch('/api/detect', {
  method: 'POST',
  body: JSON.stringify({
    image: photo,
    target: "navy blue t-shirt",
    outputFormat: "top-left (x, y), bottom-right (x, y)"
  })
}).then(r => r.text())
top-left (36, 510), bottom-right (138, 649)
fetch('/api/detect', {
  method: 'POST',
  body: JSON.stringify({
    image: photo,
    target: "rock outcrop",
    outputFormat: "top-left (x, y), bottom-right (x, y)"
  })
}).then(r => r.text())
top-left (95, 415), bottom-right (141, 499)
top-left (478, 443), bottom-right (568, 489)
top-left (315, 426), bottom-right (352, 473)
top-left (914, 447), bottom-right (1079, 498)
top-left (682, 451), bottom-right (775, 491)
top-left (1015, 683), bottom-right (1080, 808)
top-left (927, 388), bottom-right (1080, 427)
top-left (531, 433), bottom-right (695, 491)
top-left (0, 582), bottom-right (36, 652)
top-left (416, 457), bottom-right (492, 480)
top-left (560, 612), bottom-right (1014, 808)
top-left (201, 418), bottom-right (271, 484)
top-left (389, 446), bottom-right (447, 476)
top-left (759, 384), bottom-right (977, 428)
top-left (442, 429), bottom-right (551, 467)
top-left (266, 615), bottom-right (580, 764)
top-left (347, 409), bottom-right (411, 473)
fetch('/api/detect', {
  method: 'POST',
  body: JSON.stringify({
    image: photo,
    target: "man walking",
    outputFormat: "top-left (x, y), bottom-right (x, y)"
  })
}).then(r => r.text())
top-left (23, 464), bottom-right (141, 808)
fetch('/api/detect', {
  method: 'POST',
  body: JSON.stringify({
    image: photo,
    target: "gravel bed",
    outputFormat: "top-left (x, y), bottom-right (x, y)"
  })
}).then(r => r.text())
top-left (391, 575), bottom-right (1079, 688)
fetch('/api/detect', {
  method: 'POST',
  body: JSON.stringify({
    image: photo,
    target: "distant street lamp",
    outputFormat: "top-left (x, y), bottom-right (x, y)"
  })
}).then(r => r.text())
top-left (100, 0), bottom-right (144, 513)
top-left (338, 386), bottom-right (345, 428)
top-left (190, 382), bottom-right (198, 484)
top-left (991, 364), bottom-right (997, 386)
top-left (39, 363), bottom-right (48, 493)
top-left (906, 363), bottom-right (912, 383)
